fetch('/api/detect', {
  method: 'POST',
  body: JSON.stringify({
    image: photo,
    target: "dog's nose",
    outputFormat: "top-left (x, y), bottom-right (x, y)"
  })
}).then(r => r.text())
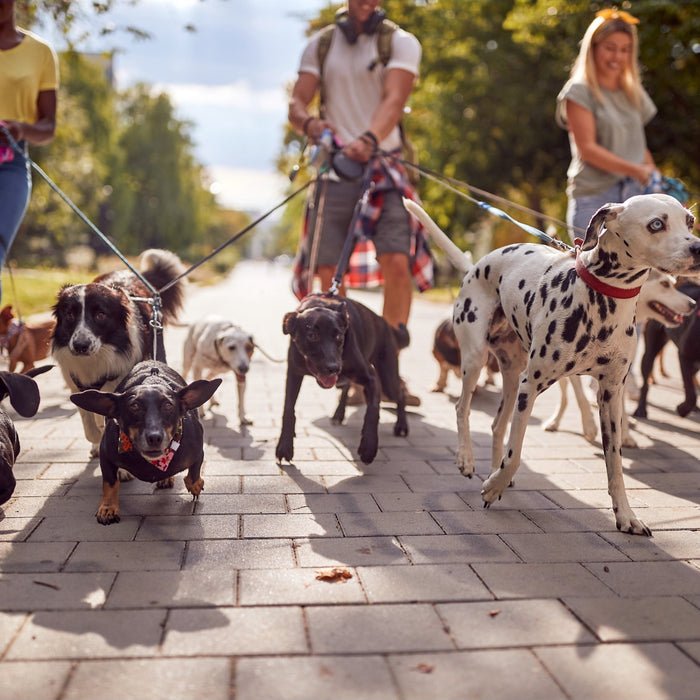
top-left (325, 362), bottom-right (341, 375)
top-left (71, 338), bottom-right (91, 354)
top-left (236, 364), bottom-right (249, 375)
top-left (691, 241), bottom-right (700, 258)
top-left (145, 430), bottom-right (164, 449)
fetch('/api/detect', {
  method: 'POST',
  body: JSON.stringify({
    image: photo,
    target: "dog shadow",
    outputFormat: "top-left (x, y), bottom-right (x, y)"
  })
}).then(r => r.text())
top-left (200, 409), bottom-right (266, 461)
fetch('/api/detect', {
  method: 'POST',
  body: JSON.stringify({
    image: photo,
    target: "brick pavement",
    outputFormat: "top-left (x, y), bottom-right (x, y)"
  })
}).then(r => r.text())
top-left (1, 259), bottom-right (700, 699)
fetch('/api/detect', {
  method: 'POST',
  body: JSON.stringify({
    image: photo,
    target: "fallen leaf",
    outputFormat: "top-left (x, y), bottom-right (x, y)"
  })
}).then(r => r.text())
top-left (32, 580), bottom-right (60, 591)
top-left (314, 567), bottom-right (353, 583)
top-left (488, 609), bottom-right (501, 617)
top-left (414, 663), bottom-right (435, 674)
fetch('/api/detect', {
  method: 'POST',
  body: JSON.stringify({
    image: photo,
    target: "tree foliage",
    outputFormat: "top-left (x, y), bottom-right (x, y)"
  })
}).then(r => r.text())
top-left (277, 0), bottom-right (700, 259)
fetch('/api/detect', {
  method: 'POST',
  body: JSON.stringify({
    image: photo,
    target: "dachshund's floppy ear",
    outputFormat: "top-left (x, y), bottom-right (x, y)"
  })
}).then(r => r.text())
top-left (580, 203), bottom-right (623, 251)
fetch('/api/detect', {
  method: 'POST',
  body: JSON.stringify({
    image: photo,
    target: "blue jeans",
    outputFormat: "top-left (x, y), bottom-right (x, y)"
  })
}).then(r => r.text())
top-left (0, 141), bottom-right (30, 303)
top-left (567, 178), bottom-right (644, 238)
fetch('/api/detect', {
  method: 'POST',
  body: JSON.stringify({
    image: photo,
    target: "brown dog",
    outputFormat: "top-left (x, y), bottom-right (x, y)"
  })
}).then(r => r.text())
top-left (0, 305), bottom-right (55, 374)
top-left (276, 294), bottom-right (409, 465)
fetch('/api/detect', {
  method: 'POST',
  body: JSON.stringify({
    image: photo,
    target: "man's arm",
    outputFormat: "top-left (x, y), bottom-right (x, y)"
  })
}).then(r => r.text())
top-left (288, 72), bottom-right (333, 144)
top-left (2, 90), bottom-right (57, 146)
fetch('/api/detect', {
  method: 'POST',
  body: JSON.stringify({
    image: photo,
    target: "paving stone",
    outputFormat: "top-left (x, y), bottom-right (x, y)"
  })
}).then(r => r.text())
top-left (583, 560), bottom-right (700, 597)
top-left (389, 650), bottom-right (565, 700)
top-left (0, 660), bottom-right (72, 700)
top-left (64, 541), bottom-right (185, 572)
top-left (6, 609), bottom-right (166, 659)
top-left (0, 612), bottom-right (26, 655)
top-left (28, 515), bottom-right (141, 541)
top-left (436, 599), bottom-right (596, 648)
top-left (294, 535), bottom-right (410, 567)
top-left (306, 603), bottom-right (453, 653)
top-left (563, 596), bottom-right (700, 642)
top-left (601, 530), bottom-right (700, 561)
top-left (522, 507), bottom-right (619, 532)
top-left (184, 537), bottom-right (295, 570)
top-left (432, 509), bottom-right (543, 534)
top-left (161, 606), bottom-right (307, 655)
top-left (239, 567), bottom-right (365, 605)
top-left (474, 562), bottom-right (615, 599)
top-left (537, 642), bottom-right (700, 699)
top-left (399, 534), bottom-right (520, 564)
top-left (501, 532), bottom-right (630, 562)
top-left (286, 492), bottom-right (380, 514)
top-left (0, 542), bottom-right (75, 573)
top-left (236, 655), bottom-right (398, 700)
top-left (135, 514), bottom-right (240, 540)
top-left (195, 493), bottom-right (286, 514)
top-left (0, 516), bottom-right (41, 541)
top-left (242, 512), bottom-right (340, 538)
top-left (373, 492), bottom-right (467, 511)
top-left (106, 569), bottom-right (236, 608)
top-left (358, 563), bottom-right (492, 603)
top-left (63, 658), bottom-right (232, 700)
top-left (0, 572), bottom-right (116, 611)
top-left (338, 511), bottom-right (444, 536)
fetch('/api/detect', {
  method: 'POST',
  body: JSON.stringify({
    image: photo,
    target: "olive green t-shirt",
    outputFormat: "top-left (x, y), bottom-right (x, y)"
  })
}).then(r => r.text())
top-left (556, 81), bottom-right (657, 197)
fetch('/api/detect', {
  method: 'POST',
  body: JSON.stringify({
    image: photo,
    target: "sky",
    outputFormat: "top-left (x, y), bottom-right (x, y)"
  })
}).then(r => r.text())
top-left (40, 0), bottom-right (329, 213)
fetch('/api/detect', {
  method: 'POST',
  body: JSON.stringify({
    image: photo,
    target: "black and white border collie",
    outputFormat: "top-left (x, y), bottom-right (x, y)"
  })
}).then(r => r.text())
top-left (52, 249), bottom-right (187, 456)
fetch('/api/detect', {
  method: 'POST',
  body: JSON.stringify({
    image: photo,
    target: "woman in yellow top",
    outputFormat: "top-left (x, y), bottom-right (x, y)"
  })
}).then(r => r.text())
top-left (0, 0), bottom-right (58, 301)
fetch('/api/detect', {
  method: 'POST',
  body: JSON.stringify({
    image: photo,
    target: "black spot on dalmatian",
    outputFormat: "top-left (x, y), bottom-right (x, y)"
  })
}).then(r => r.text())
top-left (552, 350), bottom-right (560, 362)
top-left (475, 268), bottom-right (480, 279)
top-left (562, 304), bottom-right (585, 343)
top-left (575, 334), bottom-right (590, 353)
top-left (550, 271), bottom-right (564, 289)
top-left (534, 370), bottom-right (541, 379)
top-left (511, 314), bottom-right (519, 329)
top-left (625, 326), bottom-right (635, 336)
top-left (539, 284), bottom-right (548, 305)
top-left (597, 326), bottom-right (613, 342)
top-left (546, 320), bottom-right (556, 344)
top-left (562, 294), bottom-right (574, 310)
top-left (550, 299), bottom-right (557, 313)
top-left (597, 356), bottom-right (610, 365)
top-left (484, 265), bottom-right (491, 279)
top-left (539, 345), bottom-right (547, 358)
top-left (602, 390), bottom-right (611, 403)
top-left (565, 360), bottom-right (575, 372)
top-left (518, 279), bottom-right (525, 289)
top-left (517, 392), bottom-right (528, 412)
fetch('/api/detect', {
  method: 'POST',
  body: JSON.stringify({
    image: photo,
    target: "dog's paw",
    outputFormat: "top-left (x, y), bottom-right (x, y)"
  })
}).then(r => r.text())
top-left (393, 420), bottom-right (408, 438)
top-left (357, 437), bottom-right (378, 464)
top-left (275, 440), bottom-right (294, 464)
top-left (616, 512), bottom-right (652, 536)
top-left (117, 469), bottom-right (133, 483)
top-left (676, 401), bottom-right (695, 418)
top-left (96, 504), bottom-right (120, 525)
top-left (156, 477), bottom-right (175, 489)
top-left (89, 443), bottom-right (100, 459)
top-left (481, 470), bottom-right (510, 505)
top-left (455, 449), bottom-right (475, 478)
top-left (184, 475), bottom-right (204, 499)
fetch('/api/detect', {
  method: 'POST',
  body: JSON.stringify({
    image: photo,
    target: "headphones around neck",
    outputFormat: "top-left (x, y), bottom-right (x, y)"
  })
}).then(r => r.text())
top-left (335, 7), bottom-right (386, 45)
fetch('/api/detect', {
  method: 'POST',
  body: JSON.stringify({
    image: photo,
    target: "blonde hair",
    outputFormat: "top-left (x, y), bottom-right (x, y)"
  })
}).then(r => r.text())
top-left (569, 15), bottom-right (642, 108)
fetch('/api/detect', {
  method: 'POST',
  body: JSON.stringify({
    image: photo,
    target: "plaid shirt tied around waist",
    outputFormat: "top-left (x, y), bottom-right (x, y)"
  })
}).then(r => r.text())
top-left (292, 153), bottom-right (434, 300)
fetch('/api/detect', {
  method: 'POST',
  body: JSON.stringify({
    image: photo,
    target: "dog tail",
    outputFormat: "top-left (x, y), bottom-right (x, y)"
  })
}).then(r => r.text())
top-left (393, 323), bottom-right (410, 351)
top-left (139, 249), bottom-right (187, 324)
top-left (402, 199), bottom-right (473, 274)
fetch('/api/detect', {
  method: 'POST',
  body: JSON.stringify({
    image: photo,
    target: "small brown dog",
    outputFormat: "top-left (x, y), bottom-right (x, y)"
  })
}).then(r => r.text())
top-left (0, 305), bottom-right (55, 374)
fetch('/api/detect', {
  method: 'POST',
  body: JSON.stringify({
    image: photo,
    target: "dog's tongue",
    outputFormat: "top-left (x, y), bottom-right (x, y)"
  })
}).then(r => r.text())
top-left (317, 373), bottom-right (338, 389)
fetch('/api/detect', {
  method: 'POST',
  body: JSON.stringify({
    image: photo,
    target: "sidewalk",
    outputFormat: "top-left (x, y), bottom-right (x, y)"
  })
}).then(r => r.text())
top-left (2, 259), bottom-right (700, 700)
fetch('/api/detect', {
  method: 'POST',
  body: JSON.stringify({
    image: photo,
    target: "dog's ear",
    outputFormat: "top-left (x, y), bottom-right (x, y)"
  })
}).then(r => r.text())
top-left (179, 377), bottom-right (222, 411)
top-left (70, 390), bottom-right (120, 418)
top-left (0, 371), bottom-right (41, 417)
top-left (332, 299), bottom-right (349, 331)
top-left (282, 312), bottom-right (297, 336)
top-left (581, 203), bottom-right (623, 251)
top-left (0, 305), bottom-right (13, 321)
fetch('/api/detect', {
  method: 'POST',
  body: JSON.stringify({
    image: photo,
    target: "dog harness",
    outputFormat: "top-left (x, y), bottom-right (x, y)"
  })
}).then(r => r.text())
top-left (118, 421), bottom-right (183, 472)
top-left (574, 241), bottom-right (642, 299)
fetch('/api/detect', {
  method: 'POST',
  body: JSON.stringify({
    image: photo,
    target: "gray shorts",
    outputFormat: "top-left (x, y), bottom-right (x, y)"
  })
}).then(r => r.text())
top-left (304, 179), bottom-right (412, 267)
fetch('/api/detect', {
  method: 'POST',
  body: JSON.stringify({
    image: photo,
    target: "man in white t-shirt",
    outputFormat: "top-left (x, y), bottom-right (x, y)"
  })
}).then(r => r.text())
top-left (289, 0), bottom-right (423, 405)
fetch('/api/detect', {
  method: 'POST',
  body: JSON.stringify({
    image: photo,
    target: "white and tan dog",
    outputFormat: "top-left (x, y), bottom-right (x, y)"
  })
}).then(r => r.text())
top-left (405, 194), bottom-right (700, 535)
top-left (182, 316), bottom-right (255, 426)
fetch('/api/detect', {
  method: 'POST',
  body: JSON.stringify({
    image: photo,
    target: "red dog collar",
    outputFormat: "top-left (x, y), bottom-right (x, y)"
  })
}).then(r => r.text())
top-left (574, 252), bottom-right (642, 300)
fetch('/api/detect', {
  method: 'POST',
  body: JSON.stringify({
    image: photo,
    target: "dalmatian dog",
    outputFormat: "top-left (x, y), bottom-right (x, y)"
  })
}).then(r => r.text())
top-left (405, 194), bottom-right (700, 535)
top-left (182, 316), bottom-right (255, 426)
top-left (544, 268), bottom-right (696, 447)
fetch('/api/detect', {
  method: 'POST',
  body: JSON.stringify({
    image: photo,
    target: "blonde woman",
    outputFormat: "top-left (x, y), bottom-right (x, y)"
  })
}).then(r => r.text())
top-left (557, 9), bottom-right (658, 233)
